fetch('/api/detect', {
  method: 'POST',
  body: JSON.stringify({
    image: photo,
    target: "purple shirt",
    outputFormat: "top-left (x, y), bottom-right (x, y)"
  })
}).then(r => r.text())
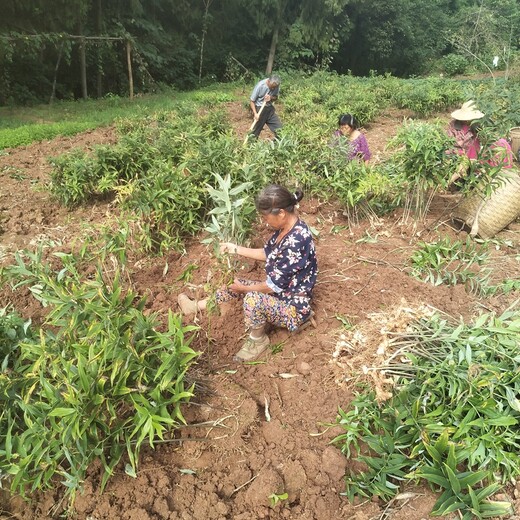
top-left (333, 130), bottom-right (371, 161)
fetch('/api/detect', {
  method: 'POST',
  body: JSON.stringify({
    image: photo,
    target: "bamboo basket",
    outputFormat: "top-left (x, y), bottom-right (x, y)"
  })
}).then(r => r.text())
top-left (452, 168), bottom-right (520, 238)
top-left (510, 127), bottom-right (520, 159)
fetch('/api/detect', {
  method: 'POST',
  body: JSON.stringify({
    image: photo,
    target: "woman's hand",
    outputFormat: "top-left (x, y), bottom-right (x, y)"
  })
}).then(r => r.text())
top-left (220, 242), bottom-right (238, 255)
top-left (228, 278), bottom-right (248, 293)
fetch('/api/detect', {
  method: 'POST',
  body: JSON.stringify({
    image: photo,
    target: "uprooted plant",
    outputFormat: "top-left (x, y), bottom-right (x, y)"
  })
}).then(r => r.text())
top-left (202, 172), bottom-right (256, 283)
top-left (333, 308), bottom-right (520, 519)
top-left (387, 120), bottom-right (458, 221)
top-left (409, 236), bottom-right (491, 294)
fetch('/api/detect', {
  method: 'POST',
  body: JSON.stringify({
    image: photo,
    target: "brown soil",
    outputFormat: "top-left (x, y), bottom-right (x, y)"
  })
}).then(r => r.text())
top-left (1, 102), bottom-right (520, 520)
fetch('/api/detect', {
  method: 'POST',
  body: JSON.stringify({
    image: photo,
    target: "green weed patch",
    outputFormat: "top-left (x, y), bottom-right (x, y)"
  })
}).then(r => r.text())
top-left (409, 237), bottom-right (490, 293)
top-left (0, 121), bottom-right (94, 149)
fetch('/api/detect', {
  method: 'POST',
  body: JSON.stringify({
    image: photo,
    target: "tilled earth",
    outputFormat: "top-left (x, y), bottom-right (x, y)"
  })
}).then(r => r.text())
top-left (1, 102), bottom-right (520, 519)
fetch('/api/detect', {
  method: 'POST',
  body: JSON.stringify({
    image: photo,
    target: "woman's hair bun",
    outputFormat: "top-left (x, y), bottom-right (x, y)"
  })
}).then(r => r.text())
top-left (293, 189), bottom-right (304, 204)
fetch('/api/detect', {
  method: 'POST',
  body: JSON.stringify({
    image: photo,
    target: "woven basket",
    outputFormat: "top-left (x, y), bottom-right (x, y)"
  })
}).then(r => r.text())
top-left (510, 127), bottom-right (520, 158)
top-left (452, 168), bottom-right (520, 238)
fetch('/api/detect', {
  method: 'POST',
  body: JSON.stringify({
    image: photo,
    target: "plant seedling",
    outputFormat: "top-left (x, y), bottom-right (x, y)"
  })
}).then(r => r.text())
top-left (330, 224), bottom-right (349, 235)
top-left (355, 231), bottom-right (379, 244)
top-left (270, 341), bottom-right (285, 355)
top-left (335, 314), bottom-right (353, 330)
top-left (176, 263), bottom-right (199, 282)
top-left (269, 492), bottom-right (288, 507)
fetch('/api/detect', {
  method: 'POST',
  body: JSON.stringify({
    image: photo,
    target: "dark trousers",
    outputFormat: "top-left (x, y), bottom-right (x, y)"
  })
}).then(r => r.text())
top-left (251, 104), bottom-right (282, 138)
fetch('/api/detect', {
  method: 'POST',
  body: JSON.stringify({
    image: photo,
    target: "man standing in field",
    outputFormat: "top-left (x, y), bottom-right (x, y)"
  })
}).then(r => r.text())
top-left (249, 74), bottom-right (282, 139)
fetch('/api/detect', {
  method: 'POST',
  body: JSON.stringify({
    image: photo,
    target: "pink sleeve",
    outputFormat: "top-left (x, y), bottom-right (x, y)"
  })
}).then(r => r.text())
top-left (486, 138), bottom-right (515, 168)
top-left (466, 136), bottom-right (480, 160)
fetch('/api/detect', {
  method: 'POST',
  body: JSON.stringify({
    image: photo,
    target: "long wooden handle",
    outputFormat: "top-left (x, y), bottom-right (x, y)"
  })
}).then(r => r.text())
top-left (249, 101), bottom-right (267, 131)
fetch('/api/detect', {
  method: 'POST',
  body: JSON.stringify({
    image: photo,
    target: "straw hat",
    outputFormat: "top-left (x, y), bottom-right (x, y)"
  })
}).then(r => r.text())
top-left (451, 100), bottom-right (485, 121)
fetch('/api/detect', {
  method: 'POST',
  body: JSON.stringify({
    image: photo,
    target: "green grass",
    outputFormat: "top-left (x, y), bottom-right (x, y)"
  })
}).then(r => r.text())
top-left (0, 85), bottom-right (237, 149)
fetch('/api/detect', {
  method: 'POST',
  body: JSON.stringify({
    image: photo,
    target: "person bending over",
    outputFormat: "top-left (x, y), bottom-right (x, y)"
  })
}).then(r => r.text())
top-left (249, 75), bottom-right (282, 140)
top-left (447, 100), bottom-right (514, 185)
top-left (447, 100), bottom-right (484, 162)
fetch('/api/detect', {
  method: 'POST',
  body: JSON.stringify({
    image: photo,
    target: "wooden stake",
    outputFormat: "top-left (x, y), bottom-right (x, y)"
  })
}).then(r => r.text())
top-left (79, 37), bottom-right (87, 100)
top-left (126, 40), bottom-right (134, 100)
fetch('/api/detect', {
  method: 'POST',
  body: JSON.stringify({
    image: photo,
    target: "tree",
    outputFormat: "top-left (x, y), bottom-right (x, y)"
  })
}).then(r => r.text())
top-left (241, 0), bottom-right (350, 74)
top-left (334, 0), bottom-right (453, 76)
top-left (446, 0), bottom-right (520, 78)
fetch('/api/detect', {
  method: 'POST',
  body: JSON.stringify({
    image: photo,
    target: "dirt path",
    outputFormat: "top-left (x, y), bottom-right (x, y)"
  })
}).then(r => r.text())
top-left (1, 104), bottom-right (519, 520)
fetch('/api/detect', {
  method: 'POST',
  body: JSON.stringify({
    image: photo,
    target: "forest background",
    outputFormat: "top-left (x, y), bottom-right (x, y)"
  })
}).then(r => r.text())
top-left (1, 0), bottom-right (520, 106)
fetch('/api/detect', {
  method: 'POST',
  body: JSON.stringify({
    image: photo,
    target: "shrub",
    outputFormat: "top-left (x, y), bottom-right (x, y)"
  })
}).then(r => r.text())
top-left (391, 78), bottom-right (464, 116)
top-left (387, 120), bottom-right (458, 218)
top-left (49, 149), bottom-right (100, 207)
top-left (0, 249), bottom-right (199, 499)
top-left (116, 161), bottom-right (207, 253)
top-left (443, 54), bottom-right (469, 77)
top-left (472, 80), bottom-right (520, 136)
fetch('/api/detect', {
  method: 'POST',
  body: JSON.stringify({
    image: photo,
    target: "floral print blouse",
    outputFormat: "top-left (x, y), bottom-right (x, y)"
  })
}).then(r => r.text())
top-left (264, 220), bottom-right (318, 316)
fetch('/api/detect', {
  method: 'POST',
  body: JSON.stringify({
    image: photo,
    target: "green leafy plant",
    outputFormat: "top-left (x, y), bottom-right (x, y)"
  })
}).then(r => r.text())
top-left (390, 78), bottom-right (463, 116)
top-left (0, 306), bottom-right (32, 372)
top-left (333, 308), bottom-right (520, 518)
top-left (335, 314), bottom-right (353, 330)
top-left (49, 149), bottom-right (99, 207)
top-left (202, 173), bottom-right (256, 290)
top-left (472, 75), bottom-right (520, 136)
top-left (456, 132), bottom-right (519, 199)
top-left (203, 173), bottom-right (255, 267)
top-left (300, 152), bottom-right (397, 223)
top-left (388, 120), bottom-right (459, 219)
top-left (74, 218), bottom-right (133, 269)
top-left (409, 237), bottom-right (490, 293)
top-left (0, 249), bottom-right (200, 500)
top-left (269, 492), bottom-right (288, 507)
top-left (116, 162), bottom-right (206, 254)
top-left (176, 263), bottom-right (199, 283)
top-left (443, 54), bottom-right (469, 77)
top-left (485, 278), bottom-right (520, 295)
top-left (414, 442), bottom-right (511, 518)
top-left (203, 173), bottom-right (256, 246)
top-left (270, 341), bottom-right (285, 355)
